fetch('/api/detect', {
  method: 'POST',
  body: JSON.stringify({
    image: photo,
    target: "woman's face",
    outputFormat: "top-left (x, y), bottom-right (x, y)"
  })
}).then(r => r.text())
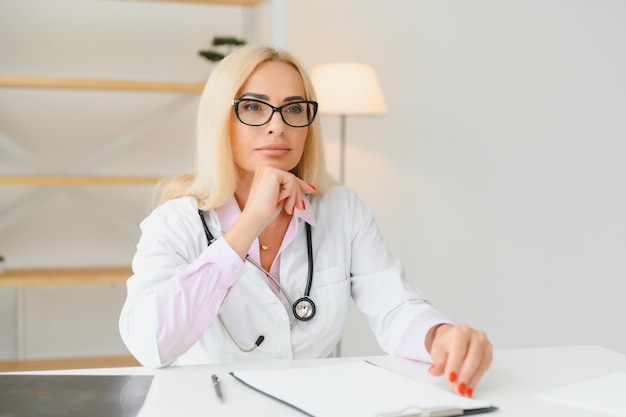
top-left (230, 61), bottom-right (309, 179)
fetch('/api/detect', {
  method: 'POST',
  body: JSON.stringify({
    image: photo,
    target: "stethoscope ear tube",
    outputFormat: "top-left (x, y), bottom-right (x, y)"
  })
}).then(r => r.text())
top-left (218, 314), bottom-right (265, 352)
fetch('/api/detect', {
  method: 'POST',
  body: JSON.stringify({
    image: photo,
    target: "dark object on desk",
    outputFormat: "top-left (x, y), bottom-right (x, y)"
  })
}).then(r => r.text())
top-left (0, 375), bottom-right (153, 417)
top-left (211, 374), bottom-right (223, 402)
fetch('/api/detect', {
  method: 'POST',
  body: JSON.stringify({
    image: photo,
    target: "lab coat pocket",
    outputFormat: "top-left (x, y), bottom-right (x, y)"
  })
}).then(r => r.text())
top-left (293, 264), bottom-right (350, 355)
top-left (310, 264), bottom-right (350, 320)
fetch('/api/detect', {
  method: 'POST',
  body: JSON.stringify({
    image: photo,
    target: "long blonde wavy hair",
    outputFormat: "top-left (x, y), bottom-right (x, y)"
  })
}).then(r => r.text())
top-left (158, 45), bottom-right (332, 210)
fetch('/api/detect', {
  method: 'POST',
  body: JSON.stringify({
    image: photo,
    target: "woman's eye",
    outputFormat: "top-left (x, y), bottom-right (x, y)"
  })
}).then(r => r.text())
top-left (285, 104), bottom-right (303, 114)
top-left (243, 103), bottom-right (262, 111)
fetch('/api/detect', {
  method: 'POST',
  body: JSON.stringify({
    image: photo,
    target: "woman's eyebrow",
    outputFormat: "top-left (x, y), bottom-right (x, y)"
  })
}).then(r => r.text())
top-left (239, 92), bottom-right (269, 100)
top-left (284, 95), bottom-right (306, 102)
top-left (239, 93), bottom-right (306, 102)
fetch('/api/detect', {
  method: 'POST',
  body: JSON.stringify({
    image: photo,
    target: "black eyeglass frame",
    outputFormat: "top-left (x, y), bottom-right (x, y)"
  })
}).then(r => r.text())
top-left (232, 98), bottom-right (319, 128)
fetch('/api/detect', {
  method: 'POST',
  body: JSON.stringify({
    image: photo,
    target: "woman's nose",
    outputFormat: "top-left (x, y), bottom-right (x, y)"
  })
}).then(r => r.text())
top-left (266, 111), bottom-right (286, 134)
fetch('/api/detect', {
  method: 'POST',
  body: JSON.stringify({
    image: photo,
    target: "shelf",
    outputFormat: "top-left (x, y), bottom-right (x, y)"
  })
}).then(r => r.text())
top-left (0, 75), bottom-right (205, 93)
top-left (0, 175), bottom-right (162, 186)
top-left (131, 0), bottom-right (263, 5)
top-left (0, 0), bottom-right (259, 366)
top-left (0, 266), bottom-right (133, 287)
top-left (138, 0), bottom-right (263, 5)
top-left (0, 354), bottom-right (140, 372)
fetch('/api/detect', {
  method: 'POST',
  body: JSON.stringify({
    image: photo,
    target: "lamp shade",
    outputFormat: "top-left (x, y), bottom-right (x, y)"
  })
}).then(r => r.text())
top-left (311, 62), bottom-right (388, 115)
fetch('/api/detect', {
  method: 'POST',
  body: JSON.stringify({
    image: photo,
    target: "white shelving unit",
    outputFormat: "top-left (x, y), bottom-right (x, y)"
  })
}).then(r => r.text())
top-left (0, 0), bottom-right (270, 369)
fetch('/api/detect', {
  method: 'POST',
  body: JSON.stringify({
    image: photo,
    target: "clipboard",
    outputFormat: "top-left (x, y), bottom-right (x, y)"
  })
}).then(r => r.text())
top-left (230, 361), bottom-right (497, 417)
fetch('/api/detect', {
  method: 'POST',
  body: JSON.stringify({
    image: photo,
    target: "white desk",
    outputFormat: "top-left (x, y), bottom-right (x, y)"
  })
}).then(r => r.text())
top-left (2, 345), bottom-right (625, 416)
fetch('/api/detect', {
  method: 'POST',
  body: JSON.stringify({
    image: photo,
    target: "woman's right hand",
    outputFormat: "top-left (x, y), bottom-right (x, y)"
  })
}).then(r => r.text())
top-left (245, 165), bottom-right (314, 227)
top-left (224, 166), bottom-right (315, 259)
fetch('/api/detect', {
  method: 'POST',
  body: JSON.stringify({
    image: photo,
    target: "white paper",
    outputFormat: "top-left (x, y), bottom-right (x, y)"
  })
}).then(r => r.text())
top-left (537, 372), bottom-right (626, 416)
top-left (231, 361), bottom-right (492, 417)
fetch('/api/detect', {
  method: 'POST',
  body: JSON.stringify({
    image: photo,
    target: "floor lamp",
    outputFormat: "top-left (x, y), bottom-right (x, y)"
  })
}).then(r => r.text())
top-left (311, 62), bottom-right (388, 183)
top-left (311, 63), bottom-right (387, 357)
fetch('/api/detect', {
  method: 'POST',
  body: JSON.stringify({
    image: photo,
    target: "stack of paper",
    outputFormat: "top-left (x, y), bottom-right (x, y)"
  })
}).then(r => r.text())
top-left (537, 372), bottom-right (626, 416)
top-left (231, 361), bottom-right (496, 417)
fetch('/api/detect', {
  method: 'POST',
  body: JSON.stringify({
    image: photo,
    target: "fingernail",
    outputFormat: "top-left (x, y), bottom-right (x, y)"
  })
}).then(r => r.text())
top-left (448, 372), bottom-right (457, 383)
top-left (308, 183), bottom-right (316, 190)
top-left (466, 388), bottom-right (473, 398)
top-left (291, 206), bottom-right (295, 214)
top-left (302, 200), bottom-right (306, 210)
top-left (457, 382), bottom-right (466, 395)
top-left (428, 364), bottom-right (435, 373)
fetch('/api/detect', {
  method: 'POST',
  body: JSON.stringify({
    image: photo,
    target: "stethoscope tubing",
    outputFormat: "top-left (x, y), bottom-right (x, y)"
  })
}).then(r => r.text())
top-left (198, 209), bottom-right (315, 320)
top-left (304, 221), bottom-right (314, 297)
top-left (198, 209), bottom-right (316, 352)
top-left (244, 255), bottom-right (298, 329)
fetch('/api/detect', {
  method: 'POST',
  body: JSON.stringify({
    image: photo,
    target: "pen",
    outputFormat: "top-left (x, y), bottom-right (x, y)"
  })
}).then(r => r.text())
top-left (211, 374), bottom-right (223, 402)
top-left (376, 407), bottom-right (463, 417)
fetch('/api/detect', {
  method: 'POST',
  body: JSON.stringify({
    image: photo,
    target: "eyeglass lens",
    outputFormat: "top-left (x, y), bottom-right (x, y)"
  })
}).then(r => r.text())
top-left (235, 99), bottom-right (317, 127)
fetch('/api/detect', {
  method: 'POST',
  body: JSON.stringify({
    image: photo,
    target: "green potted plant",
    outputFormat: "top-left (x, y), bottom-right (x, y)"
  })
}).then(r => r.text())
top-left (198, 36), bottom-right (247, 62)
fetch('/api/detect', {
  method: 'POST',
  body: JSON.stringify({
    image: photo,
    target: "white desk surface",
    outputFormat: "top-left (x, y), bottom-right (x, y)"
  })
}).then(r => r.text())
top-left (3, 345), bottom-right (625, 416)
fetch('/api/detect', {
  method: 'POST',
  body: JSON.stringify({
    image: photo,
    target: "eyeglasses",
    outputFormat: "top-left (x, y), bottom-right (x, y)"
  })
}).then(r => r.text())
top-left (233, 98), bottom-right (318, 128)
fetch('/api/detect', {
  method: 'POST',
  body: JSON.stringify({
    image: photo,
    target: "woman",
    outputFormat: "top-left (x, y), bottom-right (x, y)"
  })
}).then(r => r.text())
top-left (119, 45), bottom-right (492, 397)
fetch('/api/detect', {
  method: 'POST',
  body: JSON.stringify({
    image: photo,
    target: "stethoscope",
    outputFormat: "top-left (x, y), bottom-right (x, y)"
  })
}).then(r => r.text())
top-left (198, 210), bottom-right (316, 352)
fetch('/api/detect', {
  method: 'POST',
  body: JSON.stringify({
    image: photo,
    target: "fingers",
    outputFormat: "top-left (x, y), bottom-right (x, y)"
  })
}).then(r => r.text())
top-left (227, 166), bottom-right (315, 259)
top-left (464, 334), bottom-right (492, 395)
top-left (276, 172), bottom-right (315, 215)
top-left (427, 324), bottom-right (451, 377)
top-left (248, 166), bottom-right (315, 220)
top-left (428, 324), bottom-right (493, 398)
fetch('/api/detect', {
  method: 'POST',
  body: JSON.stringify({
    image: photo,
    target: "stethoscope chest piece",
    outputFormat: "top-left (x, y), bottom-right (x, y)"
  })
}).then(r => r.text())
top-left (293, 296), bottom-right (316, 321)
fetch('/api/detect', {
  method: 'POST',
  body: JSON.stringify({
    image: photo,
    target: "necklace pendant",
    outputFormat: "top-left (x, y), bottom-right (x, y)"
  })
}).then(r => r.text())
top-left (260, 244), bottom-right (269, 251)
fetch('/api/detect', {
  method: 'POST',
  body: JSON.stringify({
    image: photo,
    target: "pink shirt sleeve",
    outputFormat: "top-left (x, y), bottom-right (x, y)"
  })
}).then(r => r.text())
top-left (395, 309), bottom-right (454, 363)
top-left (154, 236), bottom-right (245, 364)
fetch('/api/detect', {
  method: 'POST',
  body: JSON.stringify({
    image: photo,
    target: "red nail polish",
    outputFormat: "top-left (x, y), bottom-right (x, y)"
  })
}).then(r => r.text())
top-left (302, 200), bottom-right (306, 210)
top-left (291, 206), bottom-right (295, 215)
top-left (466, 388), bottom-right (473, 398)
top-left (448, 372), bottom-right (457, 383)
top-left (428, 364), bottom-right (435, 373)
top-left (308, 183), bottom-right (316, 190)
top-left (458, 382), bottom-right (466, 395)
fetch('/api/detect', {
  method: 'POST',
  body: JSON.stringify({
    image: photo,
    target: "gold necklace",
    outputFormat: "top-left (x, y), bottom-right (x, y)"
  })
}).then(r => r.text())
top-left (260, 244), bottom-right (269, 251)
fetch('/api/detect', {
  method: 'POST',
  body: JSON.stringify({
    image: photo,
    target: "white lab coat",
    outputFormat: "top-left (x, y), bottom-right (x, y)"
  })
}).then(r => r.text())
top-left (119, 185), bottom-right (443, 367)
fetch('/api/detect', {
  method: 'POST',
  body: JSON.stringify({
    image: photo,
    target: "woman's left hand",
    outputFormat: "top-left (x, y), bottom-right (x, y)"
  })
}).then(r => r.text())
top-left (427, 324), bottom-right (493, 397)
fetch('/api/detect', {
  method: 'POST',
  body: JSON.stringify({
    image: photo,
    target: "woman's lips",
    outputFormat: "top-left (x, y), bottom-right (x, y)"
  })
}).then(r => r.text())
top-left (256, 144), bottom-right (291, 157)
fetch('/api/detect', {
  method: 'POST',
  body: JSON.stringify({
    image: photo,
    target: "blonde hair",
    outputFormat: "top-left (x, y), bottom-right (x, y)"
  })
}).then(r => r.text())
top-left (158, 45), bottom-right (332, 210)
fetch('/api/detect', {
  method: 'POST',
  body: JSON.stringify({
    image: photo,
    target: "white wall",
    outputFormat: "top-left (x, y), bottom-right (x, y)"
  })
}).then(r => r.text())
top-left (287, 0), bottom-right (626, 355)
